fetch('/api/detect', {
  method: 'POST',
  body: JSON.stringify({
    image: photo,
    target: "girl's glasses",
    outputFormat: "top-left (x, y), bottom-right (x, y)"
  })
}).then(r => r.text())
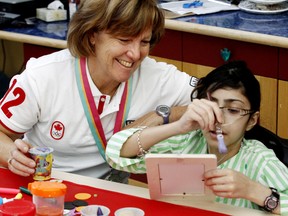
top-left (220, 107), bottom-right (253, 117)
top-left (219, 107), bottom-right (254, 126)
top-left (215, 107), bottom-right (254, 154)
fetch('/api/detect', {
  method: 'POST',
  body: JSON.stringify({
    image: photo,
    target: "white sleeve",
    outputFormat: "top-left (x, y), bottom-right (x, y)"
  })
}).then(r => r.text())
top-left (128, 57), bottom-right (197, 121)
top-left (0, 69), bottom-right (40, 133)
top-left (142, 57), bottom-right (196, 105)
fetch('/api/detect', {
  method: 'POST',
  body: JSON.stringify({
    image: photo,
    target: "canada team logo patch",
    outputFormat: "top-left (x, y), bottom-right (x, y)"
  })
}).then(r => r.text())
top-left (190, 76), bottom-right (199, 87)
top-left (50, 121), bottom-right (65, 140)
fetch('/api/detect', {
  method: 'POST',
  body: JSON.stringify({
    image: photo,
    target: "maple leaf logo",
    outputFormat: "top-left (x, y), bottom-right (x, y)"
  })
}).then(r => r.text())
top-left (54, 124), bottom-right (63, 131)
top-left (50, 121), bottom-right (65, 140)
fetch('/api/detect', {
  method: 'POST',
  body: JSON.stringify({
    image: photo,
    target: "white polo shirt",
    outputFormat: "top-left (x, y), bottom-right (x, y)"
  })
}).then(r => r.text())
top-left (0, 49), bottom-right (195, 178)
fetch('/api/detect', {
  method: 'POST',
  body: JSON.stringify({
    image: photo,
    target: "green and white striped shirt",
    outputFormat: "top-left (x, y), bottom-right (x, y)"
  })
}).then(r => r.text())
top-left (106, 128), bottom-right (288, 214)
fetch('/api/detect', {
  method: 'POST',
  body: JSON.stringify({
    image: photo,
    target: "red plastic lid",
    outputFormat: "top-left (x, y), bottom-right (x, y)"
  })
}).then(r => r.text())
top-left (0, 199), bottom-right (36, 216)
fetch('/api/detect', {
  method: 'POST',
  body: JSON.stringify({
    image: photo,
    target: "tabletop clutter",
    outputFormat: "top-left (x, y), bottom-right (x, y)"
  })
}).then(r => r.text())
top-left (238, 0), bottom-right (288, 14)
top-left (0, 146), bottom-right (145, 216)
top-left (159, 0), bottom-right (239, 18)
top-left (160, 0), bottom-right (288, 17)
top-left (36, 0), bottom-right (67, 22)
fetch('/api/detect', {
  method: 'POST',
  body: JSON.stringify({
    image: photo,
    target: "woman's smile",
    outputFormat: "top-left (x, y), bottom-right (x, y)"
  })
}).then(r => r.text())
top-left (117, 58), bottom-right (133, 68)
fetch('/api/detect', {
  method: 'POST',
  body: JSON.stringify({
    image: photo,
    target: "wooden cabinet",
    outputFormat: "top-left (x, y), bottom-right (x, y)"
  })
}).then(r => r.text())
top-left (278, 49), bottom-right (288, 138)
top-left (182, 32), bottom-right (278, 79)
top-left (278, 80), bottom-right (288, 137)
top-left (150, 29), bottom-right (182, 62)
top-left (150, 29), bottom-right (183, 71)
top-left (0, 40), bottom-right (24, 77)
top-left (23, 44), bottom-right (60, 64)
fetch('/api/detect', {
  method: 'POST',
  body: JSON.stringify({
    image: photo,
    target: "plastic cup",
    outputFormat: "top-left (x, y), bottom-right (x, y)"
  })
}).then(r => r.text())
top-left (29, 147), bottom-right (53, 180)
top-left (28, 181), bottom-right (67, 216)
top-left (80, 205), bottom-right (110, 216)
top-left (114, 207), bottom-right (145, 216)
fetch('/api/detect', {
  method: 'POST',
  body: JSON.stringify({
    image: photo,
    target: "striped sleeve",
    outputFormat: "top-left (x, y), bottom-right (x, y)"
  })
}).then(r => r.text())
top-left (106, 129), bottom-right (204, 173)
top-left (106, 128), bottom-right (148, 173)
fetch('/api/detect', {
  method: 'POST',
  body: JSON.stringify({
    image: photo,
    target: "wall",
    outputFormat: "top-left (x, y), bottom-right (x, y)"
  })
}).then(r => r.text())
top-left (0, 40), bottom-right (24, 78)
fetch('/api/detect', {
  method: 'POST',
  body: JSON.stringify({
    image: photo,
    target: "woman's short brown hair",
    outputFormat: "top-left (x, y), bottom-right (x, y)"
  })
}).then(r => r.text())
top-left (67, 0), bottom-right (165, 57)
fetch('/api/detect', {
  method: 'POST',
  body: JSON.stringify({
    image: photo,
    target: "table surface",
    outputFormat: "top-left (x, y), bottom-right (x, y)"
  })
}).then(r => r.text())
top-left (50, 170), bottom-right (275, 216)
top-left (1, 9), bottom-right (288, 49)
top-left (0, 167), bottom-right (277, 216)
top-left (175, 10), bottom-right (288, 38)
top-left (1, 10), bottom-right (288, 39)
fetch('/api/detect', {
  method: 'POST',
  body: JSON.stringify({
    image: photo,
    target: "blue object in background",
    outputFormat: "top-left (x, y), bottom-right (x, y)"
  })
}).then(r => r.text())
top-left (183, 0), bottom-right (203, 8)
top-left (221, 48), bottom-right (231, 62)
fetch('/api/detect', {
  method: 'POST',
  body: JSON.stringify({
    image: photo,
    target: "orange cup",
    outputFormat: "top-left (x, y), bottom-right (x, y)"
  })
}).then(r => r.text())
top-left (28, 181), bottom-right (67, 216)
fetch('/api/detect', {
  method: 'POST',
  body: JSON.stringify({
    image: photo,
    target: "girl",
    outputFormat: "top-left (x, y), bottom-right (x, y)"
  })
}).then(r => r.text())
top-left (106, 61), bottom-right (288, 215)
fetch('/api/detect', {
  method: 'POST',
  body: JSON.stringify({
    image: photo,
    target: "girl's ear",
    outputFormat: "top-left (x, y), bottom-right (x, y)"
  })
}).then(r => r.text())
top-left (246, 111), bottom-right (260, 131)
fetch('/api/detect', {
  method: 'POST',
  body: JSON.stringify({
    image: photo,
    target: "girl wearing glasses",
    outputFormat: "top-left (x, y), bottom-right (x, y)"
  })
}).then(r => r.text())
top-left (106, 60), bottom-right (288, 214)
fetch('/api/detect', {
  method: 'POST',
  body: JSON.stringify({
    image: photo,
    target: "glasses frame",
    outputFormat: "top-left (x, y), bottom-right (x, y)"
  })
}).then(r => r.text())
top-left (219, 106), bottom-right (254, 117)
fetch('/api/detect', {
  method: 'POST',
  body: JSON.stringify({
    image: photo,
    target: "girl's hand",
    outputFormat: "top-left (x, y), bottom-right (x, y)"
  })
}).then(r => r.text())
top-left (176, 99), bottom-right (223, 134)
top-left (204, 168), bottom-right (280, 214)
top-left (7, 139), bottom-right (35, 177)
top-left (204, 168), bottom-right (251, 199)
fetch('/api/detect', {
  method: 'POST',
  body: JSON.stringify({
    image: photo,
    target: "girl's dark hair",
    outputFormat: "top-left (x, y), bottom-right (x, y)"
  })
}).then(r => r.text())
top-left (191, 61), bottom-right (261, 112)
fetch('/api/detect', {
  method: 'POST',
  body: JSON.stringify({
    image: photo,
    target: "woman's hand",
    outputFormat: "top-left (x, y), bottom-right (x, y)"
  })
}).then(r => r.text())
top-left (7, 139), bottom-right (35, 177)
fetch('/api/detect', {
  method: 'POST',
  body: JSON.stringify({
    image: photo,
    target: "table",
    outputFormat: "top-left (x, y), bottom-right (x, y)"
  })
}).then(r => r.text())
top-left (0, 168), bottom-right (273, 216)
top-left (1, 10), bottom-right (288, 49)
top-left (54, 171), bottom-right (278, 216)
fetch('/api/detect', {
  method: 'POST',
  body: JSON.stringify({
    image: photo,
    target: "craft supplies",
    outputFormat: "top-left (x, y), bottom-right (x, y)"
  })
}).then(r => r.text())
top-left (80, 205), bottom-right (110, 216)
top-left (206, 93), bottom-right (227, 154)
top-left (216, 124), bottom-right (228, 154)
top-left (0, 200), bottom-right (36, 216)
top-left (29, 147), bottom-right (54, 181)
top-left (19, 186), bottom-right (32, 196)
top-left (28, 181), bottom-right (67, 216)
top-left (115, 207), bottom-right (145, 216)
top-left (0, 188), bottom-right (20, 195)
top-left (183, 0), bottom-right (204, 8)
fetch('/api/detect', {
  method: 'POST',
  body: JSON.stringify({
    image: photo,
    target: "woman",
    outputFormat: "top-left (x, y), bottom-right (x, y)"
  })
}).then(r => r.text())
top-left (106, 61), bottom-right (288, 214)
top-left (0, 0), bottom-right (194, 181)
